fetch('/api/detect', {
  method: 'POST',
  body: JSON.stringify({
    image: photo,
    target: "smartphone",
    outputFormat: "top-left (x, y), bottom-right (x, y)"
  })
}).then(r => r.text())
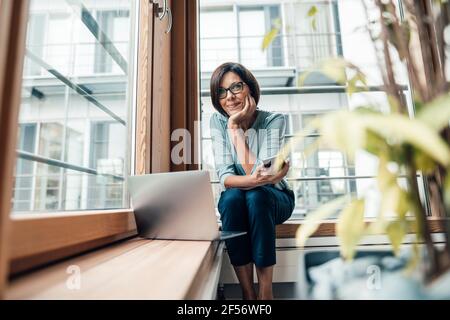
top-left (262, 156), bottom-right (290, 175)
top-left (262, 156), bottom-right (280, 175)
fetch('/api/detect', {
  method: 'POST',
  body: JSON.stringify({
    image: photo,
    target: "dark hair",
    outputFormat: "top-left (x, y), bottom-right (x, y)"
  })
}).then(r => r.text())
top-left (210, 62), bottom-right (260, 117)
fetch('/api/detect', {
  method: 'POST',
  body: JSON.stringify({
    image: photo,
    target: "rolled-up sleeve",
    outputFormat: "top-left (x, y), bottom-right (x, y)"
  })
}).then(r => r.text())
top-left (210, 114), bottom-right (236, 189)
top-left (251, 113), bottom-right (286, 174)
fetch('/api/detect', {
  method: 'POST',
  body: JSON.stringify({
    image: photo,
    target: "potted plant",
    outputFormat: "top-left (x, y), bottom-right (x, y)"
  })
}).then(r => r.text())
top-left (265, 0), bottom-right (450, 298)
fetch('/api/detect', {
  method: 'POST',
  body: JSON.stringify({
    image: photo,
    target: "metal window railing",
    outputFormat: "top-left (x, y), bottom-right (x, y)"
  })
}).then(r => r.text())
top-left (201, 85), bottom-right (409, 97)
top-left (65, 0), bottom-right (129, 75)
top-left (13, 5), bottom-right (134, 213)
top-left (17, 150), bottom-right (124, 182)
top-left (200, 33), bottom-right (343, 70)
top-left (25, 50), bottom-right (126, 126)
top-left (201, 84), bottom-right (412, 184)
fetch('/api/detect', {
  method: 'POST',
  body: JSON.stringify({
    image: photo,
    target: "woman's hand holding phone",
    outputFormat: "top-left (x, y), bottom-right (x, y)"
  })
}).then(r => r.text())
top-left (261, 156), bottom-right (278, 176)
top-left (252, 158), bottom-right (290, 187)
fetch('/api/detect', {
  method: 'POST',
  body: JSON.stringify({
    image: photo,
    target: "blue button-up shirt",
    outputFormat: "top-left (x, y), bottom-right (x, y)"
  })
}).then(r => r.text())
top-left (210, 109), bottom-right (290, 191)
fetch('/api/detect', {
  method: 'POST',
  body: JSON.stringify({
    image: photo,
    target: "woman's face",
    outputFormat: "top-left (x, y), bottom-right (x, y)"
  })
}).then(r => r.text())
top-left (219, 72), bottom-right (250, 117)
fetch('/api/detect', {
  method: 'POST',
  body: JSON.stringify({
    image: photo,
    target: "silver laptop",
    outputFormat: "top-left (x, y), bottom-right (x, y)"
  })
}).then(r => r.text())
top-left (128, 171), bottom-right (246, 241)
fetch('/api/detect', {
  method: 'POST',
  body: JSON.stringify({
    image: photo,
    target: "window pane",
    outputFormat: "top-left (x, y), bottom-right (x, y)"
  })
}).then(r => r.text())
top-left (239, 8), bottom-right (267, 68)
top-left (13, 0), bottom-right (136, 214)
top-left (199, 0), bottom-right (415, 220)
top-left (13, 125), bottom-right (37, 211)
top-left (200, 8), bottom-right (238, 71)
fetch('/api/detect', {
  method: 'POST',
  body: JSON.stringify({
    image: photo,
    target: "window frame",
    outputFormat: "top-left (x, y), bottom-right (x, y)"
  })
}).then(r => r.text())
top-left (197, 1), bottom-right (447, 232)
top-left (1, 0), bottom-right (199, 282)
top-left (0, 0), bottom-right (31, 297)
top-left (199, 3), bottom-right (284, 71)
top-left (13, 123), bottom-right (38, 212)
top-left (2, 0), bottom-right (149, 278)
top-left (0, 0), bottom-right (447, 298)
top-left (9, 209), bottom-right (137, 275)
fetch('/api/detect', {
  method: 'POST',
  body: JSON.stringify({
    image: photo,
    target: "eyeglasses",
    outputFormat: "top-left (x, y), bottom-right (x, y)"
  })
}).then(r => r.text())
top-left (218, 82), bottom-right (245, 100)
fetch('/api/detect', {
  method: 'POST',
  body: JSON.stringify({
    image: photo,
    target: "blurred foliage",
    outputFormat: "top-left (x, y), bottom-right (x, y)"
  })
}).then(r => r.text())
top-left (288, 97), bottom-right (450, 261)
top-left (262, 1), bottom-right (450, 278)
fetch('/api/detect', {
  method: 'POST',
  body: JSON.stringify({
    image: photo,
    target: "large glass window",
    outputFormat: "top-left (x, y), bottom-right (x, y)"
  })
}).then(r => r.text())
top-left (12, 0), bottom-right (137, 214)
top-left (200, 4), bottom-right (283, 71)
top-left (199, 0), bottom-right (414, 219)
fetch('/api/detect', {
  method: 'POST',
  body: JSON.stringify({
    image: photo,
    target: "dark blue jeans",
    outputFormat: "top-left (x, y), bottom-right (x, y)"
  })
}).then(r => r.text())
top-left (218, 186), bottom-right (295, 268)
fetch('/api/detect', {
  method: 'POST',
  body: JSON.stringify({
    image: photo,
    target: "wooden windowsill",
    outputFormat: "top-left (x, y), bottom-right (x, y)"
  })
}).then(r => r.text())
top-left (6, 238), bottom-right (222, 300)
top-left (9, 211), bottom-right (446, 277)
top-left (275, 217), bottom-right (448, 238)
top-left (9, 210), bottom-right (137, 275)
top-left (5, 217), bottom-right (445, 300)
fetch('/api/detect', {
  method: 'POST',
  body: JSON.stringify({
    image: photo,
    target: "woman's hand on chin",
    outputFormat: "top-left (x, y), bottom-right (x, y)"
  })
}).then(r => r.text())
top-left (251, 161), bottom-right (290, 187)
top-left (227, 94), bottom-right (257, 129)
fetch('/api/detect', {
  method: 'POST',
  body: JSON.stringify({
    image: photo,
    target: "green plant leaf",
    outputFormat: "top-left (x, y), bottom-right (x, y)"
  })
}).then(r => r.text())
top-left (311, 19), bottom-right (317, 31)
top-left (377, 159), bottom-right (397, 193)
top-left (277, 117), bottom-right (322, 164)
top-left (320, 111), bottom-right (366, 159)
top-left (337, 199), bottom-right (366, 260)
top-left (444, 172), bottom-right (450, 212)
top-left (379, 185), bottom-right (400, 217)
top-left (386, 220), bottom-right (407, 255)
top-left (311, 18), bottom-right (317, 31)
top-left (321, 58), bottom-right (349, 84)
top-left (307, 5), bottom-right (318, 17)
top-left (347, 72), bottom-right (369, 97)
top-left (296, 196), bottom-right (349, 247)
top-left (378, 168), bottom-right (409, 219)
top-left (365, 129), bottom-right (387, 158)
top-left (413, 148), bottom-right (437, 174)
top-left (288, 110), bottom-right (449, 174)
top-left (366, 218), bottom-right (389, 235)
top-left (347, 76), bottom-right (358, 97)
top-left (298, 58), bottom-right (346, 86)
top-left (298, 57), bottom-right (367, 88)
top-left (361, 113), bottom-right (450, 167)
top-left (413, 98), bottom-right (424, 114)
top-left (307, 5), bottom-right (318, 31)
top-left (261, 27), bottom-right (280, 51)
top-left (355, 72), bottom-right (368, 87)
top-left (416, 94), bottom-right (450, 131)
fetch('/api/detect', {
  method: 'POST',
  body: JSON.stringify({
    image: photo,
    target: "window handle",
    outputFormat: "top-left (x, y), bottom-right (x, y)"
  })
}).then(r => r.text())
top-left (153, 0), bottom-right (167, 20)
top-left (165, 7), bottom-right (172, 34)
top-left (152, 0), bottom-right (172, 34)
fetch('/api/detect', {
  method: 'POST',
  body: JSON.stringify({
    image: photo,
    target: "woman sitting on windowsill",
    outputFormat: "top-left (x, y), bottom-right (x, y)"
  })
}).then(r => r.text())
top-left (209, 62), bottom-right (295, 300)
